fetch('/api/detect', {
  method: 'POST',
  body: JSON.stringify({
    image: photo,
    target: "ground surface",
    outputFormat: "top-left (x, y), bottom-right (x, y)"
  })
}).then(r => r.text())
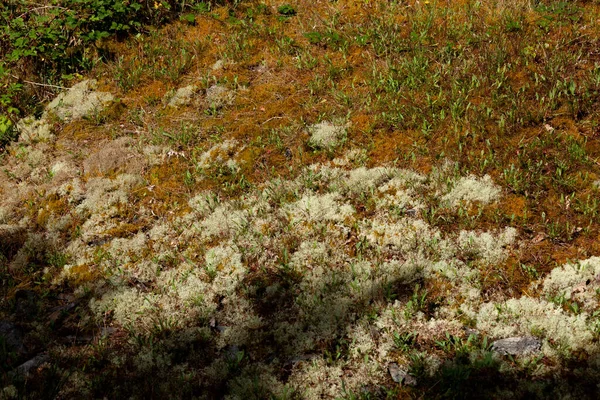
top-left (2, 0), bottom-right (600, 398)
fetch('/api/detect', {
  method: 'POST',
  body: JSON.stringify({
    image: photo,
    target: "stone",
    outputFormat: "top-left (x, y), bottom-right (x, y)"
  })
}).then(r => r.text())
top-left (491, 336), bottom-right (541, 356)
top-left (13, 353), bottom-right (49, 377)
top-left (388, 362), bottom-right (417, 386)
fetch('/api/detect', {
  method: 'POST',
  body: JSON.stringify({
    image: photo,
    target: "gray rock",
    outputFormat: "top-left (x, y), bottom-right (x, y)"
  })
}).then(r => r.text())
top-left (0, 321), bottom-right (25, 355)
top-left (491, 336), bottom-right (541, 356)
top-left (13, 353), bottom-right (49, 377)
top-left (388, 362), bottom-right (417, 386)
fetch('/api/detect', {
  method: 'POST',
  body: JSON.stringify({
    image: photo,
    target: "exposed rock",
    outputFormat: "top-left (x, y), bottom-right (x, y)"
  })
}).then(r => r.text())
top-left (46, 79), bottom-right (114, 121)
top-left (491, 336), bottom-right (541, 356)
top-left (167, 85), bottom-right (198, 107)
top-left (13, 353), bottom-right (49, 377)
top-left (307, 121), bottom-right (347, 150)
top-left (0, 321), bottom-right (26, 355)
top-left (388, 362), bottom-right (417, 386)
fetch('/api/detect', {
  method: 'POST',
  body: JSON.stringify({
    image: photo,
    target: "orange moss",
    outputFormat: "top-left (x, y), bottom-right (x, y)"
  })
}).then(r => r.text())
top-left (500, 194), bottom-right (527, 219)
top-left (67, 263), bottom-right (103, 285)
top-left (481, 256), bottom-right (532, 297)
top-left (134, 160), bottom-right (196, 217)
top-left (60, 119), bottom-right (111, 142)
top-left (102, 223), bottom-right (144, 239)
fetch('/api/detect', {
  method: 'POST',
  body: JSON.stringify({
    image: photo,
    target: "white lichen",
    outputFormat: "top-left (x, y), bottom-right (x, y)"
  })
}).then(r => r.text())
top-left (307, 121), bottom-right (347, 150)
top-left (197, 139), bottom-right (240, 169)
top-left (541, 257), bottom-right (600, 312)
top-left (167, 85), bottom-right (198, 107)
top-left (476, 297), bottom-right (595, 353)
top-left (46, 79), bottom-right (114, 121)
top-left (442, 174), bottom-right (501, 208)
top-left (284, 191), bottom-right (354, 224)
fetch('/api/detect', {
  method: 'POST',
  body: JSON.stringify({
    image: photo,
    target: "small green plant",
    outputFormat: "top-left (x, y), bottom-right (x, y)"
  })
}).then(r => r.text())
top-left (393, 331), bottom-right (418, 353)
top-left (277, 4), bottom-right (296, 17)
top-left (0, 115), bottom-right (16, 150)
top-left (435, 333), bottom-right (475, 356)
top-left (520, 263), bottom-right (539, 279)
top-left (404, 283), bottom-right (428, 319)
top-left (0, 0), bottom-right (212, 116)
top-left (47, 251), bottom-right (70, 268)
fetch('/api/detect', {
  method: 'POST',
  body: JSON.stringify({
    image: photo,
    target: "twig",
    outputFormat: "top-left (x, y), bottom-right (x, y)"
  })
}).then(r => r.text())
top-left (262, 116), bottom-right (288, 125)
top-left (17, 5), bottom-right (69, 20)
top-left (10, 75), bottom-right (67, 90)
top-left (22, 79), bottom-right (67, 90)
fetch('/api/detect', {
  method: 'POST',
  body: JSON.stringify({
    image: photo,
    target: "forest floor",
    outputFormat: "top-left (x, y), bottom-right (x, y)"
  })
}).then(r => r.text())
top-left (2, 0), bottom-right (600, 398)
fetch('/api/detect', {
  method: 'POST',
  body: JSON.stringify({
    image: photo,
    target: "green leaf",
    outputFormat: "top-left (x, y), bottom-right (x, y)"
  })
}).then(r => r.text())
top-left (277, 4), bottom-right (296, 16)
top-left (180, 13), bottom-right (196, 24)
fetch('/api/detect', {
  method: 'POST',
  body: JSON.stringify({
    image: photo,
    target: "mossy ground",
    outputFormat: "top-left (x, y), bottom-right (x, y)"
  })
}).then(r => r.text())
top-left (2, 0), bottom-right (600, 398)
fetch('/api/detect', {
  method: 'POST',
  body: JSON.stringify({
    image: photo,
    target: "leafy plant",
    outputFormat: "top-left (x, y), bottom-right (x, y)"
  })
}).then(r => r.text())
top-left (393, 331), bottom-right (418, 353)
top-left (0, 0), bottom-right (215, 118)
top-left (0, 114), bottom-right (16, 150)
top-left (277, 4), bottom-right (296, 17)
